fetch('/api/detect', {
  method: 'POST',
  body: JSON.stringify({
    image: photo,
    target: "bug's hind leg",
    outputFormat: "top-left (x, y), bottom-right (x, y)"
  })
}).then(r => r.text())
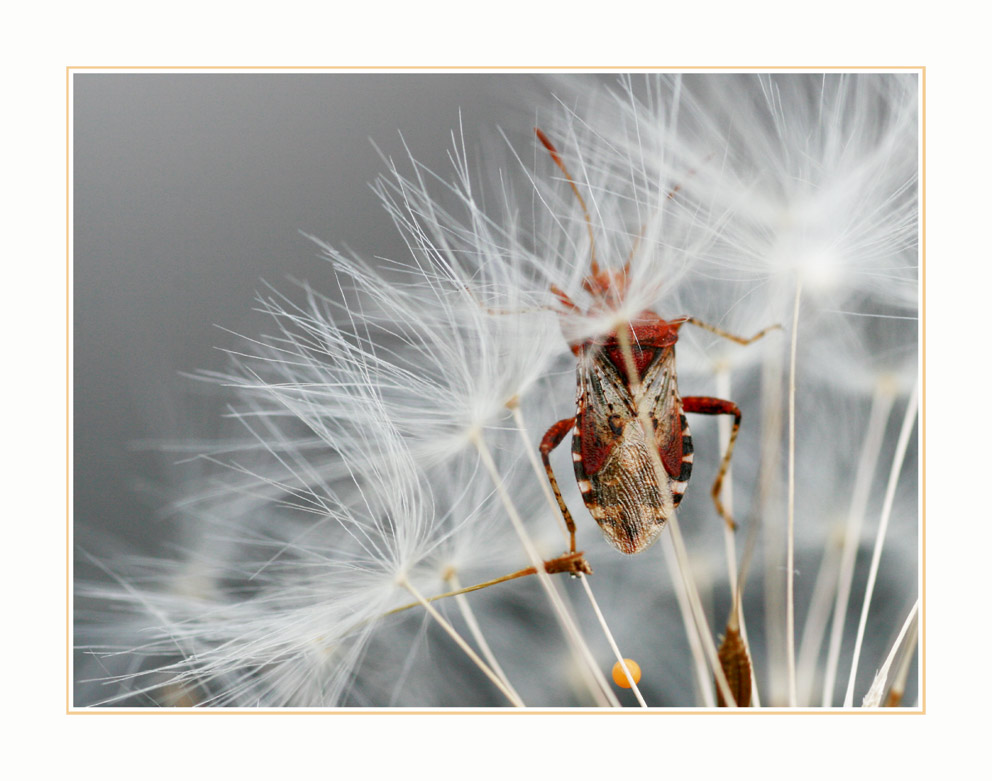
top-left (681, 396), bottom-right (742, 531)
top-left (540, 417), bottom-right (579, 553)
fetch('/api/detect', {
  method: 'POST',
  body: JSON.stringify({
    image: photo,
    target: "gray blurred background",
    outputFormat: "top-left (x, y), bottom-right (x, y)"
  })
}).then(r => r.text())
top-left (73, 73), bottom-right (579, 562)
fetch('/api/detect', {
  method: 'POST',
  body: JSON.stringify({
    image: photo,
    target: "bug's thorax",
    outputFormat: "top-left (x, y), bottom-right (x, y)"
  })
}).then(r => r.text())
top-left (570, 309), bottom-right (685, 384)
top-left (558, 265), bottom-right (687, 362)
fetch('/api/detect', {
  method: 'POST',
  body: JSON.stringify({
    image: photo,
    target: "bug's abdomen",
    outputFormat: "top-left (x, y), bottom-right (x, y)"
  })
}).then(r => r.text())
top-left (572, 414), bottom-right (693, 554)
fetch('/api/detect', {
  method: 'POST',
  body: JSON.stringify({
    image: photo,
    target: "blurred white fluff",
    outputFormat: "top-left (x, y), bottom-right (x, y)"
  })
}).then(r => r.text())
top-left (77, 73), bottom-right (920, 708)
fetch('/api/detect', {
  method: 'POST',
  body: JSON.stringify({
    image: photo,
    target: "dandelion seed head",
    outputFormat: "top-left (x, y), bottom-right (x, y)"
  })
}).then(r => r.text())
top-left (715, 74), bottom-right (918, 315)
top-left (768, 229), bottom-right (845, 298)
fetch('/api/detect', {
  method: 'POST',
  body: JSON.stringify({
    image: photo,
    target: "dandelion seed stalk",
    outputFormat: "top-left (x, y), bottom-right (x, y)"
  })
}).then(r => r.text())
top-left (616, 326), bottom-right (737, 707)
top-left (510, 403), bottom-right (646, 706)
top-left (786, 281), bottom-right (802, 707)
top-left (715, 369), bottom-right (740, 607)
top-left (446, 570), bottom-right (523, 705)
top-left (819, 382), bottom-right (897, 705)
top-left (843, 382), bottom-right (919, 707)
top-left (660, 534), bottom-right (716, 706)
top-left (579, 576), bottom-right (648, 707)
top-left (861, 598), bottom-right (919, 708)
top-left (399, 576), bottom-right (525, 707)
top-left (470, 430), bottom-right (619, 707)
top-left (884, 608), bottom-right (919, 707)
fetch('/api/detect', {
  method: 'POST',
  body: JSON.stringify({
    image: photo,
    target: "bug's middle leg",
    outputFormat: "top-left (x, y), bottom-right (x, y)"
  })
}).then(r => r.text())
top-left (540, 417), bottom-right (578, 553)
top-left (681, 318), bottom-right (781, 346)
top-left (681, 396), bottom-right (742, 531)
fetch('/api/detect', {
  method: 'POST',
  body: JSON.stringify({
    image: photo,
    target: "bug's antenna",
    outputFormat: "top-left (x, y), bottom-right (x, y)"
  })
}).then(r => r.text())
top-left (535, 128), bottom-right (599, 274)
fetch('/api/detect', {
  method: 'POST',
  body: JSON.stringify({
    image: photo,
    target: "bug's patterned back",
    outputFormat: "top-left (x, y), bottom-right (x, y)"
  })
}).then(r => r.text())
top-left (571, 342), bottom-right (694, 554)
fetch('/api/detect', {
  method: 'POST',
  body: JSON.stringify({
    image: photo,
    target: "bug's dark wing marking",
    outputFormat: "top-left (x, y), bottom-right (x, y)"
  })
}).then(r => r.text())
top-left (638, 348), bottom-right (693, 506)
top-left (575, 346), bottom-right (635, 476)
top-left (639, 348), bottom-right (684, 478)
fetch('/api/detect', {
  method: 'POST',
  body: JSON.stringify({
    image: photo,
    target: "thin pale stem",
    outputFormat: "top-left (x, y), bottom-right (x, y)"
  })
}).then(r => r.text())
top-left (728, 507), bottom-right (764, 708)
top-left (729, 356), bottom-right (786, 709)
top-left (659, 500), bottom-right (737, 708)
top-left (470, 431), bottom-right (619, 707)
top-left (615, 327), bottom-right (737, 707)
top-left (885, 607), bottom-right (919, 707)
top-left (758, 348), bottom-right (787, 704)
top-left (665, 501), bottom-right (737, 707)
top-left (715, 369), bottom-right (740, 605)
top-left (399, 576), bottom-right (525, 707)
top-left (796, 527), bottom-right (844, 705)
top-left (843, 382), bottom-right (919, 707)
top-left (447, 571), bottom-right (524, 706)
top-left (510, 404), bottom-right (646, 706)
top-left (786, 281), bottom-right (802, 707)
top-left (661, 534), bottom-right (715, 706)
top-left (579, 576), bottom-right (648, 707)
top-left (819, 384), bottom-right (896, 706)
top-left (861, 599), bottom-right (919, 707)
top-left (510, 404), bottom-right (572, 543)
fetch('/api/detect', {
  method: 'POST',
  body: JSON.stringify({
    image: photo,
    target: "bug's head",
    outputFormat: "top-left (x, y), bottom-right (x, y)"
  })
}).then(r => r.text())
top-left (581, 262), bottom-right (631, 310)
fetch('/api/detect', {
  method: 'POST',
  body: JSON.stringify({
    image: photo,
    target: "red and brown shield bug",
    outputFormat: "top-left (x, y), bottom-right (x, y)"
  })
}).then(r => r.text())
top-left (534, 128), bottom-right (779, 556)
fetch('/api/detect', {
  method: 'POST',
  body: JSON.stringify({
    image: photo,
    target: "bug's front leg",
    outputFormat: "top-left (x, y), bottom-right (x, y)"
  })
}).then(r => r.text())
top-left (681, 396), bottom-right (742, 531)
top-left (540, 417), bottom-right (578, 553)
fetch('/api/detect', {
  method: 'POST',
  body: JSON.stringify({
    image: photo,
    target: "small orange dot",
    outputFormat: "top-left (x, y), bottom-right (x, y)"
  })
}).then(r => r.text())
top-left (611, 658), bottom-right (642, 688)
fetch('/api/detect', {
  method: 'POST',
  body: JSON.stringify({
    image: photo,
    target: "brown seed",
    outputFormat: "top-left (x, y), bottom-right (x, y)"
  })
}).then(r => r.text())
top-left (716, 625), bottom-right (752, 707)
